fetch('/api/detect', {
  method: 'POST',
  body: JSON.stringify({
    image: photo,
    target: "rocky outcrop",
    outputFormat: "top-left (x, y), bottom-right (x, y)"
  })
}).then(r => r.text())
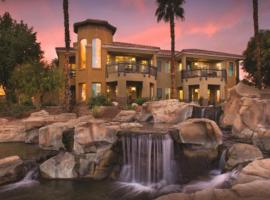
top-left (0, 156), bottom-right (24, 185)
top-left (113, 110), bottom-right (136, 122)
top-left (142, 99), bottom-right (194, 124)
top-left (173, 118), bottom-right (222, 148)
top-left (40, 152), bottom-right (77, 179)
top-left (225, 143), bottom-right (263, 170)
top-left (73, 119), bottom-right (117, 154)
top-left (156, 159), bottom-right (270, 200)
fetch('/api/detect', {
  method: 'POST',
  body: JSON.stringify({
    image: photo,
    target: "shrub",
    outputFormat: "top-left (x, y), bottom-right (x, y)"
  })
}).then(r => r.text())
top-left (0, 102), bottom-right (35, 118)
top-left (134, 97), bottom-right (148, 106)
top-left (91, 106), bottom-right (104, 118)
top-left (88, 95), bottom-right (112, 109)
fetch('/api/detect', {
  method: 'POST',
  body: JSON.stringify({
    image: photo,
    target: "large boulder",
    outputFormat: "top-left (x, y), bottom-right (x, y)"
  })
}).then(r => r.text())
top-left (0, 123), bottom-right (26, 142)
top-left (39, 122), bottom-right (70, 151)
top-left (113, 110), bottom-right (136, 122)
top-left (73, 119), bottom-right (118, 154)
top-left (225, 143), bottom-right (263, 170)
top-left (0, 156), bottom-right (24, 185)
top-left (142, 99), bottom-right (194, 124)
top-left (173, 118), bottom-right (222, 148)
top-left (40, 152), bottom-right (77, 179)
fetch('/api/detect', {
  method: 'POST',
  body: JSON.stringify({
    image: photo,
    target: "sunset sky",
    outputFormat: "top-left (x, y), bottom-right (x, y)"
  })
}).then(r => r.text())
top-left (1, 0), bottom-right (270, 64)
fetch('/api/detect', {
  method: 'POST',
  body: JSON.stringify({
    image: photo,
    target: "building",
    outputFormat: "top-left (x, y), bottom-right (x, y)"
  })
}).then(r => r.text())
top-left (56, 19), bottom-right (243, 106)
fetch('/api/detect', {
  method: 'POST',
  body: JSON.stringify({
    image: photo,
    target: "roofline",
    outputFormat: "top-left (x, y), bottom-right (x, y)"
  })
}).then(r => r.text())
top-left (73, 19), bottom-right (117, 35)
top-left (103, 44), bottom-right (160, 53)
top-left (55, 47), bottom-right (75, 56)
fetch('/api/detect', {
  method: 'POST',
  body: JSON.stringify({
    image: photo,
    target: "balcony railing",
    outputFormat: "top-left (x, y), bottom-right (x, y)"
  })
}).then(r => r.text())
top-left (181, 69), bottom-right (227, 80)
top-left (106, 62), bottom-right (157, 78)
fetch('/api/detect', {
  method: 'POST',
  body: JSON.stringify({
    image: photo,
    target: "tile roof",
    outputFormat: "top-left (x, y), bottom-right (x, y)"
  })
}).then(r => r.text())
top-left (181, 49), bottom-right (243, 59)
top-left (74, 19), bottom-right (117, 34)
top-left (157, 49), bottom-right (181, 57)
top-left (111, 42), bottom-right (160, 50)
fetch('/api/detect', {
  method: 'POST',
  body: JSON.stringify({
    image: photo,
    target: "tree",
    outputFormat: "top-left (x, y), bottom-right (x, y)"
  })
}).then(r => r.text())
top-left (243, 30), bottom-right (270, 86)
top-left (155, 0), bottom-right (185, 99)
top-left (252, 0), bottom-right (262, 88)
top-left (11, 61), bottom-right (63, 107)
top-left (63, 0), bottom-right (71, 111)
top-left (0, 12), bottom-right (43, 102)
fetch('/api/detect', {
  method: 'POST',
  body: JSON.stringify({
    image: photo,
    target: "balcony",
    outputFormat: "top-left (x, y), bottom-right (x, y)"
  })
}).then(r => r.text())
top-left (181, 69), bottom-right (227, 81)
top-left (106, 62), bottom-right (157, 78)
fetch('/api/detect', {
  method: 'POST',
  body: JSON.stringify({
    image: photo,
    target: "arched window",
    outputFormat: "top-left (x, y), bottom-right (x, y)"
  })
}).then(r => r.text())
top-left (80, 39), bottom-right (87, 69)
top-left (92, 38), bottom-right (101, 69)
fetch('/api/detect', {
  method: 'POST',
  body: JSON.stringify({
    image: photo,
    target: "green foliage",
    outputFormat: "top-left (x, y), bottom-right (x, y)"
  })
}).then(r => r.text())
top-left (88, 95), bottom-right (112, 109)
top-left (243, 30), bottom-right (270, 86)
top-left (11, 61), bottom-right (63, 106)
top-left (0, 12), bottom-right (43, 102)
top-left (91, 106), bottom-right (104, 118)
top-left (0, 102), bottom-right (35, 118)
top-left (155, 0), bottom-right (185, 22)
top-left (134, 97), bottom-right (148, 105)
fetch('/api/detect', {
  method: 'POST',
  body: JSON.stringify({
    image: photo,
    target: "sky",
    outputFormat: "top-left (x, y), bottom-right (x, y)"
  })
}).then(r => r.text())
top-left (1, 0), bottom-right (270, 64)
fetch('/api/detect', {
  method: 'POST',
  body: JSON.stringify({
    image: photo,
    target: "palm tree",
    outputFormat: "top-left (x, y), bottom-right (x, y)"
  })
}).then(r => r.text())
top-left (63, 0), bottom-right (71, 111)
top-left (155, 0), bottom-right (185, 99)
top-left (253, 0), bottom-right (262, 88)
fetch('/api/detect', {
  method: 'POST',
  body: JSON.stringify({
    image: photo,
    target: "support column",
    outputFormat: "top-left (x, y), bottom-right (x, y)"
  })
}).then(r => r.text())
top-left (199, 82), bottom-right (208, 106)
top-left (182, 55), bottom-right (187, 70)
top-left (142, 80), bottom-right (150, 98)
top-left (183, 84), bottom-right (189, 102)
top-left (117, 79), bottom-right (127, 105)
top-left (220, 84), bottom-right (225, 102)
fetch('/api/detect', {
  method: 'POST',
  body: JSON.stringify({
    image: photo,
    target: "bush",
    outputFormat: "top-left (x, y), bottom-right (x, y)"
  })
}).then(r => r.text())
top-left (134, 97), bottom-right (148, 106)
top-left (91, 106), bottom-right (104, 118)
top-left (0, 102), bottom-right (35, 118)
top-left (88, 95), bottom-right (112, 109)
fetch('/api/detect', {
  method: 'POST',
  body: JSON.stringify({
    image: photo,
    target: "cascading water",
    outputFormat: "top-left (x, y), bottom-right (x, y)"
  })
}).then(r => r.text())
top-left (119, 134), bottom-right (175, 187)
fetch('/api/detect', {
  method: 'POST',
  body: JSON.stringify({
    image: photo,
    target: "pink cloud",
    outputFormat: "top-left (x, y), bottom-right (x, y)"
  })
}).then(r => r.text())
top-left (188, 23), bottom-right (219, 37)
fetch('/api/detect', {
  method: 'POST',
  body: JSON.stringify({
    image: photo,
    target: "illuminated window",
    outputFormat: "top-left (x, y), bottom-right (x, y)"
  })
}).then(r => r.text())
top-left (179, 89), bottom-right (184, 101)
top-left (165, 88), bottom-right (171, 99)
top-left (0, 85), bottom-right (5, 96)
top-left (115, 56), bottom-right (135, 63)
top-left (92, 38), bottom-right (101, 69)
top-left (229, 62), bottom-right (234, 77)
top-left (106, 55), bottom-right (111, 64)
top-left (216, 63), bottom-right (222, 70)
top-left (178, 63), bottom-right (183, 71)
top-left (79, 83), bottom-right (87, 102)
top-left (80, 39), bottom-right (87, 69)
top-left (165, 62), bottom-right (170, 73)
top-left (217, 89), bottom-right (221, 103)
top-left (92, 83), bottom-right (102, 97)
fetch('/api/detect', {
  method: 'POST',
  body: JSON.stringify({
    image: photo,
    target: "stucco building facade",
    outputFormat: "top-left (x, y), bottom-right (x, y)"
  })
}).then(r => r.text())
top-left (56, 19), bottom-right (243, 106)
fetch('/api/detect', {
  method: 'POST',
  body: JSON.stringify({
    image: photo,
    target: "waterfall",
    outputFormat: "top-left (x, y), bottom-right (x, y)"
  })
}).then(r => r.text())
top-left (119, 134), bottom-right (175, 186)
top-left (219, 150), bottom-right (227, 171)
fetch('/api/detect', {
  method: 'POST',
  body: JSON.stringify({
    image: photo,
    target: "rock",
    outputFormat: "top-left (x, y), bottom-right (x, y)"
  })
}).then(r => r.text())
top-left (0, 156), bottom-right (24, 185)
top-left (73, 119), bottom-right (117, 154)
top-left (40, 152), bottom-right (77, 179)
top-left (119, 122), bottom-right (143, 129)
top-left (234, 158), bottom-right (270, 185)
top-left (113, 110), bottom-right (136, 122)
top-left (30, 110), bottom-right (49, 117)
top-left (252, 129), bottom-right (270, 152)
top-left (0, 118), bottom-right (8, 125)
top-left (112, 101), bottom-right (119, 107)
top-left (39, 122), bottom-right (69, 151)
top-left (0, 123), bottom-right (26, 142)
top-left (143, 99), bottom-right (193, 124)
top-left (225, 143), bottom-right (263, 170)
top-left (78, 147), bottom-right (118, 180)
top-left (173, 118), bottom-right (222, 148)
top-left (25, 129), bottom-right (39, 144)
top-left (135, 112), bottom-right (153, 122)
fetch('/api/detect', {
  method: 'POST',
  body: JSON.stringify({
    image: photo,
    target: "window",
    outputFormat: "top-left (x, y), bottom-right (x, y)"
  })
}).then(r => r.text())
top-left (79, 83), bottom-right (87, 102)
top-left (165, 88), bottom-right (171, 99)
top-left (0, 85), bottom-right (5, 96)
top-left (165, 62), bottom-right (170, 73)
top-left (92, 83), bottom-right (102, 97)
top-left (80, 39), bottom-right (87, 69)
top-left (157, 60), bottom-right (162, 72)
top-left (157, 88), bottom-right (162, 99)
top-left (178, 63), bottom-right (183, 71)
top-left (92, 38), bottom-right (101, 69)
top-left (229, 62), bottom-right (234, 77)
top-left (179, 89), bottom-right (184, 101)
